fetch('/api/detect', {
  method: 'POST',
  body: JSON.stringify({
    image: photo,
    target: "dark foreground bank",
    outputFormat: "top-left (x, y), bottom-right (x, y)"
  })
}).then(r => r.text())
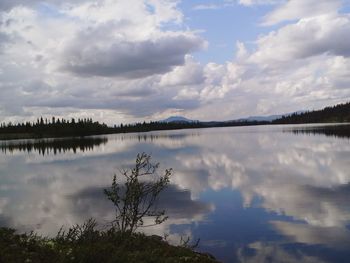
top-left (0, 224), bottom-right (219, 263)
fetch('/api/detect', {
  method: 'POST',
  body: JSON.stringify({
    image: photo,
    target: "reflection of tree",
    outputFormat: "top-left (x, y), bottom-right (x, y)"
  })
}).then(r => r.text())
top-left (0, 137), bottom-right (108, 155)
top-left (110, 132), bottom-right (201, 143)
top-left (68, 184), bottom-right (213, 224)
top-left (288, 124), bottom-right (350, 139)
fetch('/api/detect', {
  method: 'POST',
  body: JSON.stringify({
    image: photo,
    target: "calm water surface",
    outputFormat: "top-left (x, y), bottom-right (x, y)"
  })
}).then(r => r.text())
top-left (1, 124), bottom-right (350, 262)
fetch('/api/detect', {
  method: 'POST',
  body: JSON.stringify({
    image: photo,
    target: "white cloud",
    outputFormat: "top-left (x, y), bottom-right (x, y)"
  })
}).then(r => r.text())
top-left (251, 14), bottom-right (350, 63)
top-left (236, 41), bottom-right (248, 60)
top-left (238, 0), bottom-right (282, 6)
top-left (192, 1), bottom-right (237, 11)
top-left (0, 1), bottom-right (207, 122)
top-left (263, 0), bottom-right (342, 25)
top-left (187, 2), bottom-right (350, 120)
top-left (160, 55), bottom-right (204, 87)
top-left (60, 31), bottom-right (203, 78)
top-left (0, 0), bottom-right (350, 124)
top-left (193, 4), bottom-right (222, 11)
top-left (0, 0), bottom-right (90, 11)
top-left (62, 0), bottom-right (183, 28)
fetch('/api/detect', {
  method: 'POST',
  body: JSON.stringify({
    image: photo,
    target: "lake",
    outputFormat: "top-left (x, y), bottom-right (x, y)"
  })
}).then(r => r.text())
top-left (1, 124), bottom-right (350, 262)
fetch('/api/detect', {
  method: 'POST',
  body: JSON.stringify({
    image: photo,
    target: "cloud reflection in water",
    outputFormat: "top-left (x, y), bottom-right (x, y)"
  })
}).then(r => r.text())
top-left (0, 124), bottom-right (349, 262)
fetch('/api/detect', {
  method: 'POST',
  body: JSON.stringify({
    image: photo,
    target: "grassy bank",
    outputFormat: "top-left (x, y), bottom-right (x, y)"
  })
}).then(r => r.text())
top-left (0, 225), bottom-right (219, 263)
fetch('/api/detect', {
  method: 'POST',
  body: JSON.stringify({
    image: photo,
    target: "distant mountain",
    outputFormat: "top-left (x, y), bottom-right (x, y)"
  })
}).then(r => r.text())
top-left (273, 102), bottom-right (350, 124)
top-left (160, 116), bottom-right (199, 123)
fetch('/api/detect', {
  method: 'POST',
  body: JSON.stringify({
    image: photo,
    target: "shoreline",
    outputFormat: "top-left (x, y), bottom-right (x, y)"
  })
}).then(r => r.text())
top-left (1, 121), bottom-right (350, 142)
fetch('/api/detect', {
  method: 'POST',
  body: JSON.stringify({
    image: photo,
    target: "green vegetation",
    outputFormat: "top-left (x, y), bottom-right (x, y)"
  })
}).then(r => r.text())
top-left (273, 102), bottom-right (350, 124)
top-left (0, 118), bottom-right (111, 140)
top-left (0, 154), bottom-right (219, 263)
top-left (104, 153), bottom-right (172, 234)
top-left (0, 223), bottom-right (218, 263)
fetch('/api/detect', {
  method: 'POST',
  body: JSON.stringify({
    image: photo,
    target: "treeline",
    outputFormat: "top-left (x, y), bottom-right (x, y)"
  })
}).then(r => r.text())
top-left (273, 102), bottom-right (350, 124)
top-left (113, 120), bottom-right (269, 134)
top-left (0, 117), bottom-right (269, 140)
top-left (115, 121), bottom-right (205, 133)
top-left (2, 101), bottom-right (348, 140)
top-left (0, 117), bottom-right (111, 140)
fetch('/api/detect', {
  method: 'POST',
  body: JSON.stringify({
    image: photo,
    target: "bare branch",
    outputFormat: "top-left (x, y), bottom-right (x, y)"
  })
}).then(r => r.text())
top-left (104, 153), bottom-right (172, 234)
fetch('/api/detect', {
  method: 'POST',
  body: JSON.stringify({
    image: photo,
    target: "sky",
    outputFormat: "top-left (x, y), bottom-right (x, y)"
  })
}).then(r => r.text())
top-left (0, 0), bottom-right (350, 124)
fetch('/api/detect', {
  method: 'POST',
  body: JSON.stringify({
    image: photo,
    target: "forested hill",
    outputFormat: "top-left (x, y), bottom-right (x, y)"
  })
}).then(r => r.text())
top-left (273, 102), bottom-right (350, 124)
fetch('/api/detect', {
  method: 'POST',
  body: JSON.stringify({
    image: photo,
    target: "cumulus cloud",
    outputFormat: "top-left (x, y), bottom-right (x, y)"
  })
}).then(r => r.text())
top-left (189, 1), bottom-right (348, 120)
top-left (0, 0), bottom-right (207, 122)
top-left (262, 0), bottom-right (342, 26)
top-left (0, 0), bottom-right (91, 11)
top-left (160, 55), bottom-right (204, 87)
top-left (0, 31), bottom-right (9, 50)
top-left (251, 14), bottom-right (350, 63)
top-left (238, 0), bottom-right (282, 6)
top-left (193, 4), bottom-right (222, 11)
top-left (0, 0), bottom-right (350, 124)
top-left (187, 0), bottom-right (350, 120)
top-left (61, 32), bottom-right (203, 78)
top-left (0, 0), bottom-right (44, 11)
top-left (192, 1), bottom-right (238, 11)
